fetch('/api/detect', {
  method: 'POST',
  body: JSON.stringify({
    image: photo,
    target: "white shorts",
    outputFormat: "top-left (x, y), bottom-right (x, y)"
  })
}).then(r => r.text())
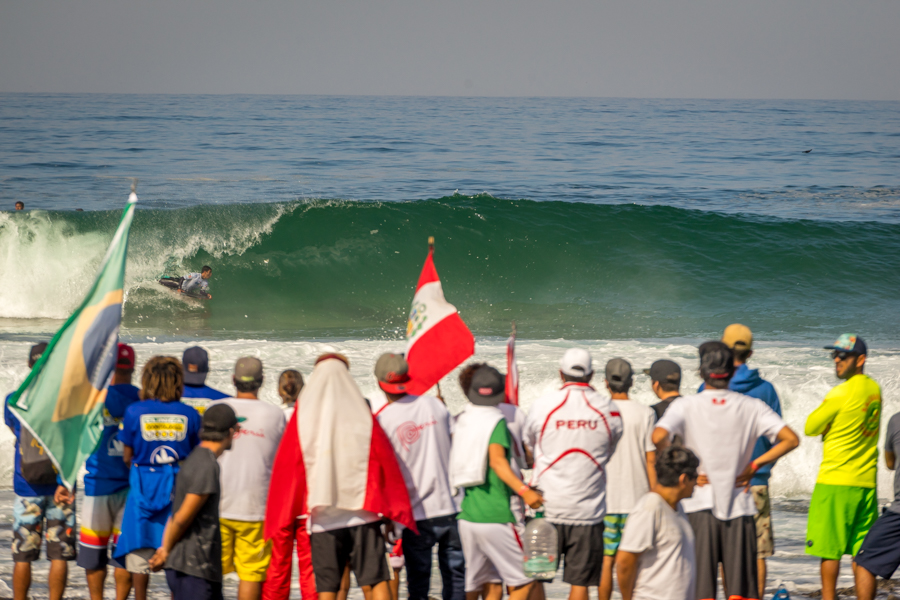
top-left (458, 520), bottom-right (532, 592)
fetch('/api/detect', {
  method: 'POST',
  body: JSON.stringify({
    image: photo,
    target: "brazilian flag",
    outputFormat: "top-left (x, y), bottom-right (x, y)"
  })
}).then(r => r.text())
top-left (9, 189), bottom-right (137, 489)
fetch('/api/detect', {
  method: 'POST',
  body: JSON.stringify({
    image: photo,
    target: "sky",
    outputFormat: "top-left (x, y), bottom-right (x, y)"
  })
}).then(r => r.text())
top-left (1, 0), bottom-right (899, 100)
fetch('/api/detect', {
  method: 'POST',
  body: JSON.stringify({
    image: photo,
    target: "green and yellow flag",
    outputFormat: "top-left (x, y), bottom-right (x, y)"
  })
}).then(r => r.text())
top-left (10, 189), bottom-right (137, 489)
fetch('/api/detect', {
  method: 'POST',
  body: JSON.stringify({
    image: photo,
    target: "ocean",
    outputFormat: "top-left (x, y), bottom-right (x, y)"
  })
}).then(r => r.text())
top-left (1, 94), bottom-right (900, 597)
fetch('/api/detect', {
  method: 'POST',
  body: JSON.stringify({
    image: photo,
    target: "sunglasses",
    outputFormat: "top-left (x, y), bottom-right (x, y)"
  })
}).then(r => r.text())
top-left (831, 351), bottom-right (856, 361)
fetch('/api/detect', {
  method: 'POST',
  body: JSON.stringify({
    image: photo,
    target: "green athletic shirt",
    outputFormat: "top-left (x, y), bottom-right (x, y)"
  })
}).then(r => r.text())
top-left (805, 373), bottom-right (882, 488)
top-left (458, 420), bottom-right (516, 524)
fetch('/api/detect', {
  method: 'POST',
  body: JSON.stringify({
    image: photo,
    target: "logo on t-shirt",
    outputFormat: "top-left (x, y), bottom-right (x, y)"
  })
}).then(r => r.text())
top-left (150, 445), bottom-right (180, 464)
top-left (107, 435), bottom-right (125, 457)
top-left (139, 414), bottom-right (189, 442)
top-left (397, 419), bottom-right (437, 450)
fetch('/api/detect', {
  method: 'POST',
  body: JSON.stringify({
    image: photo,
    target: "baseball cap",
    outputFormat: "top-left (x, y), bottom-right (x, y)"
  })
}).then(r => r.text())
top-left (374, 353), bottom-right (411, 394)
top-left (699, 341), bottom-right (735, 380)
top-left (28, 342), bottom-right (48, 368)
top-left (183, 346), bottom-right (210, 386)
top-left (722, 324), bottom-right (753, 352)
top-left (605, 358), bottom-right (633, 386)
top-left (824, 334), bottom-right (868, 356)
top-left (644, 359), bottom-right (682, 384)
top-left (467, 365), bottom-right (505, 406)
top-left (234, 356), bottom-right (263, 383)
top-left (201, 403), bottom-right (239, 435)
top-left (117, 343), bottom-right (136, 370)
top-left (560, 348), bottom-right (593, 378)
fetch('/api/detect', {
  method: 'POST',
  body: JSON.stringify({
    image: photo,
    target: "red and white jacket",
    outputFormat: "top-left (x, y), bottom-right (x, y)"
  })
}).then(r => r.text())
top-left (524, 382), bottom-right (623, 525)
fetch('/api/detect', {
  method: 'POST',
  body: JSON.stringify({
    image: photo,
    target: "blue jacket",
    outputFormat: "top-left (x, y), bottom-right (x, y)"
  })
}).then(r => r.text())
top-left (700, 364), bottom-right (782, 485)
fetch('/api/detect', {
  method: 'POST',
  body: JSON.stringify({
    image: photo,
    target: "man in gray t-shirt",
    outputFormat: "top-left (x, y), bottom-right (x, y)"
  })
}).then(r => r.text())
top-left (149, 404), bottom-right (239, 600)
top-left (853, 412), bottom-right (900, 600)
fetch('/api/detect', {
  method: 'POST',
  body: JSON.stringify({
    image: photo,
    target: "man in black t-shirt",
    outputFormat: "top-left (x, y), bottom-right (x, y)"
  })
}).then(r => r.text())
top-left (149, 404), bottom-right (239, 600)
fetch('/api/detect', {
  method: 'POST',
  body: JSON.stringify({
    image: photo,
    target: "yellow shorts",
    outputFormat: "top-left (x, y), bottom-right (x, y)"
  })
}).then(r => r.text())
top-left (220, 519), bottom-right (272, 582)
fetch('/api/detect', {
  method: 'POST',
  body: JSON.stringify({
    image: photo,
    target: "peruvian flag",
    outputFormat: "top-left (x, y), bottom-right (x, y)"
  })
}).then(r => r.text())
top-left (506, 327), bottom-right (519, 405)
top-left (405, 246), bottom-right (475, 395)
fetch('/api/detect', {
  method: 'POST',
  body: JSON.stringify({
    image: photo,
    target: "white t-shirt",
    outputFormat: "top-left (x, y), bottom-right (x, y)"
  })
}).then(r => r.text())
top-left (655, 389), bottom-right (787, 520)
top-left (211, 398), bottom-right (286, 521)
top-left (375, 395), bottom-right (460, 521)
top-left (524, 382), bottom-right (624, 525)
top-left (606, 399), bottom-right (657, 514)
top-left (309, 507), bottom-right (381, 533)
top-left (498, 403), bottom-right (528, 472)
top-left (619, 492), bottom-right (696, 600)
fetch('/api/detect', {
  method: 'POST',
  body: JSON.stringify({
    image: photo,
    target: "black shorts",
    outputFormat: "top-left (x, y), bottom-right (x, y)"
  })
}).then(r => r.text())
top-left (310, 522), bottom-right (390, 592)
top-left (165, 570), bottom-right (223, 600)
top-left (855, 509), bottom-right (900, 579)
top-left (688, 510), bottom-right (758, 600)
top-left (554, 522), bottom-right (605, 586)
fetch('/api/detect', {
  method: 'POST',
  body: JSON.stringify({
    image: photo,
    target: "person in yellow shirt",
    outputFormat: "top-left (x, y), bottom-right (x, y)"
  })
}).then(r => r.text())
top-left (805, 334), bottom-right (881, 600)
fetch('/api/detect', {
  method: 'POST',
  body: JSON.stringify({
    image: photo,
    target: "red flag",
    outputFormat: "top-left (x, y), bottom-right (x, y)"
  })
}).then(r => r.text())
top-left (506, 330), bottom-right (519, 405)
top-left (405, 247), bottom-right (475, 395)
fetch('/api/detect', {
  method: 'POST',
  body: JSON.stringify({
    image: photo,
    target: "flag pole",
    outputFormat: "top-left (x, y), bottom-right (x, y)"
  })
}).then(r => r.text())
top-left (511, 320), bottom-right (516, 338)
top-left (428, 236), bottom-right (435, 251)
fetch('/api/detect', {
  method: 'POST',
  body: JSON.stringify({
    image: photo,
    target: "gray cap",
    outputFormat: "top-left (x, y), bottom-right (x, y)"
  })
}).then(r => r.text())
top-left (374, 353), bottom-right (411, 394)
top-left (644, 360), bottom-right (682, 384)
top-left (234, 356), bottom-right (263, 383)
top-left (467, 365), bottom-right (505, 406)
top-left (605, 358), bottom-right (633, 386)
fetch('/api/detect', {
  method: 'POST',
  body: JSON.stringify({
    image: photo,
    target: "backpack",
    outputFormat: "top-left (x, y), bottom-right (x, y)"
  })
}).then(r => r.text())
top-left (19, 428), bottom-right (58, 486)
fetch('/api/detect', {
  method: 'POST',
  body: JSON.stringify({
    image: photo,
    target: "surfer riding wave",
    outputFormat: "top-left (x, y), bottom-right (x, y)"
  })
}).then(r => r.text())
top-left (158, 266), bottom-right (213, 299)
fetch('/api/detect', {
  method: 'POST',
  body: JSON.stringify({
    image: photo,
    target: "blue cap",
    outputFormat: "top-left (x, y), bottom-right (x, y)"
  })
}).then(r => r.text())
top-left (824, 334), bottom-right (867, 355)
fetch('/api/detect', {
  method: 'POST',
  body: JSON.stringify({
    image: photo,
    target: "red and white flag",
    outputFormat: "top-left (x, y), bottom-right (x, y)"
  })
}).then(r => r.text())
top-left (264, 356), bottom-right (417, 547)
top-left (405, 247), bottom-right (475, 395)
top-left (506, 329), bottom-right (519, 405)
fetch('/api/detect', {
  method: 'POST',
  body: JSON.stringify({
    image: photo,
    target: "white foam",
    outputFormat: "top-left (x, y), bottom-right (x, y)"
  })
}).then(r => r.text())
top-left (1, 336), bottom-right (898, 500)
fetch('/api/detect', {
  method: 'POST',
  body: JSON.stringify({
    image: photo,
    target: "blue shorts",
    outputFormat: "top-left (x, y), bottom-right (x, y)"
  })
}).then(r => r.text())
top-left (165, 569), bottom-right (223, 600)
top-left (12, 495), bottom-right (77, 562)
top-left (855, 509), bottom-right (900, 579)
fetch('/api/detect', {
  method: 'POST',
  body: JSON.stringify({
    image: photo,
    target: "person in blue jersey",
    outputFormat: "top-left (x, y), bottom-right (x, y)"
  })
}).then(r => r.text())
top-left (181, 346), bottom-right (228, 415)
top-left (5, 342), bottom-right (77, 600)
top-left (698, 324), bottom-right (782, 596)
top-left (115, 356), bottom-right (201, 600)
top-left (78, 343), bottom-right (141, 600)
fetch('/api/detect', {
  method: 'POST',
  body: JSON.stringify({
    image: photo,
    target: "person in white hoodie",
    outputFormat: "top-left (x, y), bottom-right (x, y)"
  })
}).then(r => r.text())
top-left (523, 349), bottom-right (623, 600)
top-left (450, 365), bottom-right (543, 600)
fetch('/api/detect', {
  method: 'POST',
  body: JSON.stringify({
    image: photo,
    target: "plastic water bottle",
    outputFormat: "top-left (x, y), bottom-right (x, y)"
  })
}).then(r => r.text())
top-left (772, 584), bottom-right (791, 600)
top-left (522, 512), bottom-right (558, 579)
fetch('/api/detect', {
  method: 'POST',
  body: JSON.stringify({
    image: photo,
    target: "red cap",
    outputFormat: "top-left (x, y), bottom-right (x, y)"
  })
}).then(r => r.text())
top-left (117, 343), bottom-right (136, 370)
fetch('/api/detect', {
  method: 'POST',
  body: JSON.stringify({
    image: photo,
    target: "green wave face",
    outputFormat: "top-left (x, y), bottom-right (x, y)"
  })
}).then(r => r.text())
top-left (4, 196), bottom-right (899, 341)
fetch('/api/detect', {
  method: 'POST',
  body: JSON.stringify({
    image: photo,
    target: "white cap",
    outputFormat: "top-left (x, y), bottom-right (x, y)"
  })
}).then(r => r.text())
top-left (560, 348), bottom-right (593, 378)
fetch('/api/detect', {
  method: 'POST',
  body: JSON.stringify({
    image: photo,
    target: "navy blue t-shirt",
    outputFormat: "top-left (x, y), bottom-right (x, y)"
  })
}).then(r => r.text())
top-left (84, 384), bottom-right (141, 496)
top-left (118, 400), bottom-right (201, 466)
top-left (181, 384), bottom-right (229, 415)
top-left (5, 393), bottom-right (59, 497)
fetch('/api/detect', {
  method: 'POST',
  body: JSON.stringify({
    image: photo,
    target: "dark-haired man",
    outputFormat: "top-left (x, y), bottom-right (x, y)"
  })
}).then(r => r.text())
top-left (79, 344), bottom-right (140, 600)
top-left (211, 357), bottom-right (285, 600)
top-left (15, 201), bottom-right (24, 210)
top-left (149, 403), bottom-right (240, 600)
top-left (652, 341), bottom-right (799, 600)
top-left (805, 334), bottom-right (881, 600)
top-left (616, 446), bottom-right (700, 600)
top-left (523, 349), bottom-right (622, 600)
top-left (180, 266), bottom-right (213, 299)
top-left (5, 342), bottom-right (76, 600)
top-left (181, 347), bottom-right (229, 415)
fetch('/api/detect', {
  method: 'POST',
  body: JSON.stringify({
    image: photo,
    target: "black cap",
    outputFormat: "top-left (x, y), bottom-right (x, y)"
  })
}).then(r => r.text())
top-left (644, 360), bottom-right (682, 384)
top-left (183, 346), bottom-right (210, 386)
top-left (467, 366), bottom-right (505, 406)
top-left (29, 342), bottom-right (48, 368)
top-left (201, 403), bottom-right (239, 434)
top-left (699, 341), bottom-right (735, 381)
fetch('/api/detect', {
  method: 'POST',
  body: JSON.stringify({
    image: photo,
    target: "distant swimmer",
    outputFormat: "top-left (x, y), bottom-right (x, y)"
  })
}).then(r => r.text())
top-left (14, 202), bottom-right (23, 210)
top-left (180, 266), bottom-right (213, 299)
